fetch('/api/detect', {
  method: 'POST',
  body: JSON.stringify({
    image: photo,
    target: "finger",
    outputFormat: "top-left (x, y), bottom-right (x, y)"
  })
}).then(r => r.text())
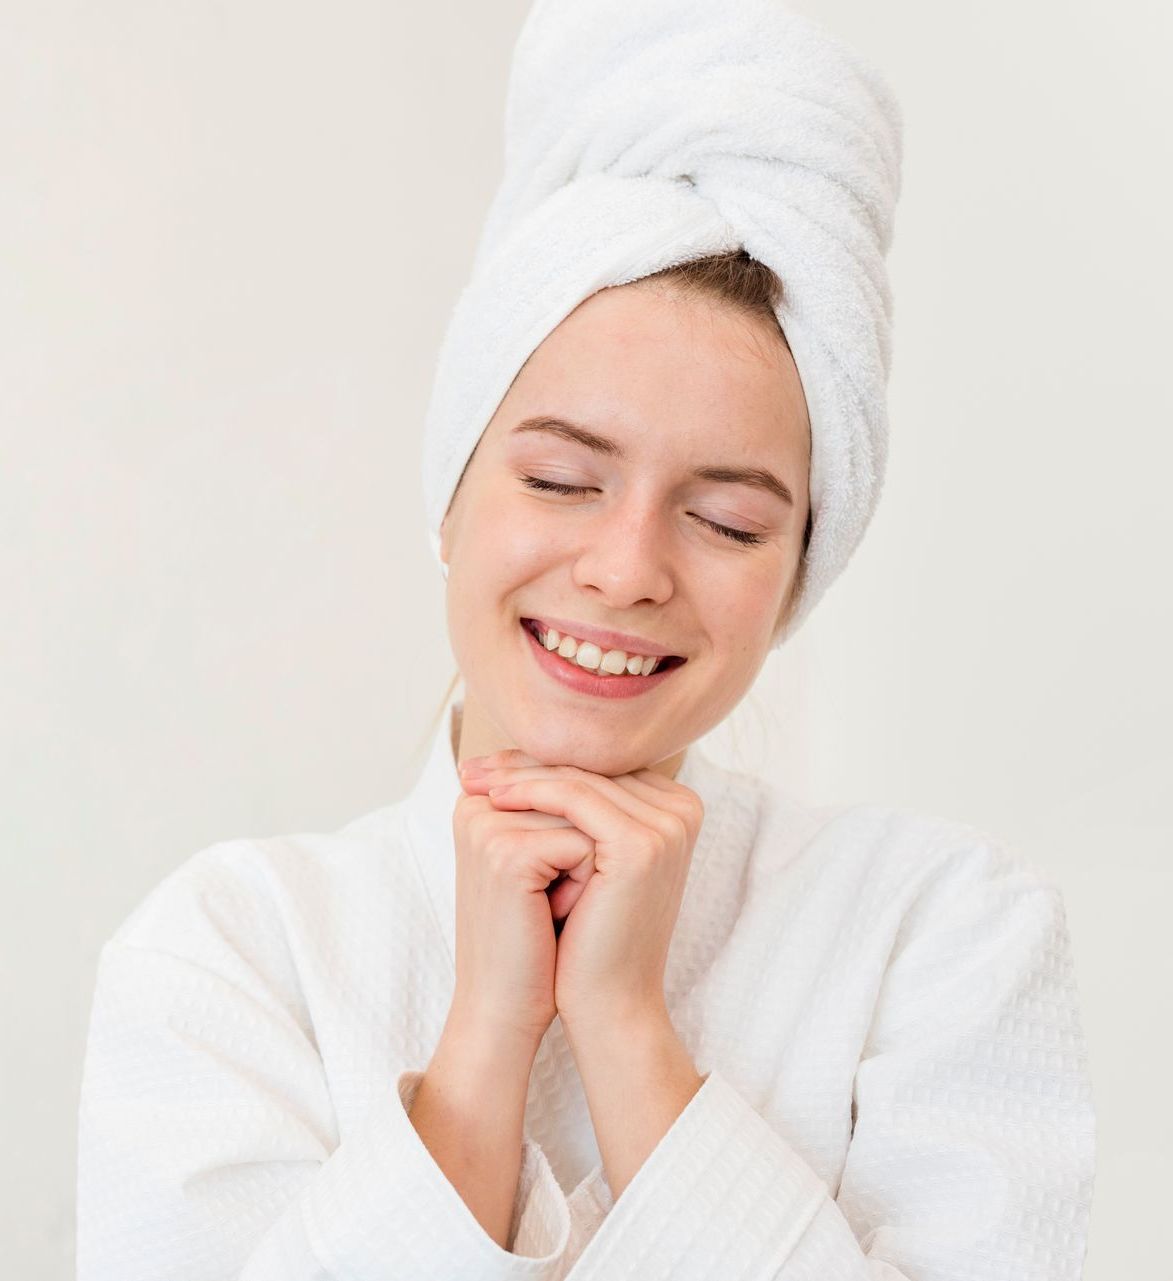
top-left (472, 762), bottom-right (662, 823)
top-left (508, 824), bottom-right (595, 881)
top-left (548, 871), bottom-right (589, 920)
top-left (466, 763), bottom-right (699, 848)
top-left (486, 765), bottom-right (692, 848)
top-left (461, 747), bottom-right (544, 769)
top-left (551, 767), bottom-right (696, 840)
top-left (609, 769), bottom-right (704, 827)
top-left (458, 791), bottom-right (577, 830)
top-left (462, 761), bottom-right (581, 785)
top-left (466, 758), bottom-right (691, 816)
top-left (459, 763), bottom-right (558, 793)
top-left (628, 766), bottom-right (683, 792)
top-left (487, 776), bottom-right (660, 859)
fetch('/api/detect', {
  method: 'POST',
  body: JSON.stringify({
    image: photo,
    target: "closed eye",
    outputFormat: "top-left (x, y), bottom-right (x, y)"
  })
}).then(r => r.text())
top-left (519, 475), bottom-right (766, 547)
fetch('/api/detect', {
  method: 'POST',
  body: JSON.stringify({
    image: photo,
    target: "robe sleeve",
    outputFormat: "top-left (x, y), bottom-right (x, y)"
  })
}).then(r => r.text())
top-left (75, 847), bottom-right (574, 1280)
top-left (542, 842), bottom-right (1096, 1281)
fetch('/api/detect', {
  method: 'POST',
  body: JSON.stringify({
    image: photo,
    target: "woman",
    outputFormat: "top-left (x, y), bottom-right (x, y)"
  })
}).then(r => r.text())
top-left (77, 3), bottom-right (1095, 1279)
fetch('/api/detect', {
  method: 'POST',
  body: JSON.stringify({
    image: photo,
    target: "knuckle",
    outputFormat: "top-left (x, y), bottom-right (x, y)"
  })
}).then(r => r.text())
top-left (482, 828), bottom-right (520, 875)
top-left (687, 792), bottom-right (705, 827)
top-left (451, 803), bottom-right (470, 839)
top-left (668, 787), bottom-right (704, 829)
top-left (464, 806), bottom-right (491, 837)
top-left (665, 812), bottom-right (690, 844)
top-left (453, 791), bottom-right (483, 822)
top-left (482, 829), bottom-right (509, 861)
top-left (455, 801), bottom-right (494, 850)
top-left (632, 832), bottom-right (663, 865)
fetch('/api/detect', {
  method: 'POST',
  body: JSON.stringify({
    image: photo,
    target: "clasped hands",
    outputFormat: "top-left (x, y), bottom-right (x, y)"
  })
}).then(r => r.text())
top-left (458, 748), bottom-right (704, 1032)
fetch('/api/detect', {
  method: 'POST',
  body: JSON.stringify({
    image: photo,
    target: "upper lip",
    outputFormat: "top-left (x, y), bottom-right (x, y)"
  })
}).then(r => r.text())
top-left (525, 615), bottom-right (685, 659)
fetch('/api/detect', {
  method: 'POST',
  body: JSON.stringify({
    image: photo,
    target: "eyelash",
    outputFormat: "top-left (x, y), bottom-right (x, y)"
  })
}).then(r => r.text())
top-left (519, 475), bottom-right (767, 547)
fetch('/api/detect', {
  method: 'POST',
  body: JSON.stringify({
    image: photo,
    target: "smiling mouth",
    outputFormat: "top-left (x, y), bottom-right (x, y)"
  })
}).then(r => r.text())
top-left (521, 618), bottom-right (687, 673)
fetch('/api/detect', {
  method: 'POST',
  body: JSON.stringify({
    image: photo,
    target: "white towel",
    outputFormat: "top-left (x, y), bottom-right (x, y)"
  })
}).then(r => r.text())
top-left (420, 0), bottom-right (903, 645)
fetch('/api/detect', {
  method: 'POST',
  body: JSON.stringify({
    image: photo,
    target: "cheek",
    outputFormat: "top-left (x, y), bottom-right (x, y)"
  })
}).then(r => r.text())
top-left (705, 581), bottom-right (783, 654)
top-left (460, 493), bottom-right (556, 587)
top-left (494, 515), bottom-right (559, 583)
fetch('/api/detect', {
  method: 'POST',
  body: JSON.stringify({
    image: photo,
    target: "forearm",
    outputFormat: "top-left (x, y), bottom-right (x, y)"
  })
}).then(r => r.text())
top-left (408, 1007), bottom-right (541, 1251)
top-left (562, 1007), bottom-right (704, 1202)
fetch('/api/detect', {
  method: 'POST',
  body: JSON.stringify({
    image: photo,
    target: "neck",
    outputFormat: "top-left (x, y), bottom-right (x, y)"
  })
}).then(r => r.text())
top-left (450, 691), bottom-right (687, 781)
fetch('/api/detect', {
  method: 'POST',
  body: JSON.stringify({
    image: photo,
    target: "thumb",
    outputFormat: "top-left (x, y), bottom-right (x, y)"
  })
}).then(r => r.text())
top-left (548, 871), bottom-right (590, 921)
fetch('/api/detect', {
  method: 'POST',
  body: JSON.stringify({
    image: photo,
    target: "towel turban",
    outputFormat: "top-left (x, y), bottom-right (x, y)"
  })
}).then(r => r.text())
top-left (420, 0), bottom-right (903, 647)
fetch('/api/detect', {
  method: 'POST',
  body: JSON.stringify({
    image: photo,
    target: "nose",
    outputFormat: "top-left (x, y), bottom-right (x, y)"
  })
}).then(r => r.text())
top-left (570, 495), bottom-right (675, 608)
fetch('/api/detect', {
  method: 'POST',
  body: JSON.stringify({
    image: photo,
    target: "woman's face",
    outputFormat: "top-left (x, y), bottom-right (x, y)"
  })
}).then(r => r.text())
top-left (439, 280), bottom-right (811, 777)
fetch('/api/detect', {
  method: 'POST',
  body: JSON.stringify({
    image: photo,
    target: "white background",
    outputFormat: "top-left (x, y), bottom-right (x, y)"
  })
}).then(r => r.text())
top-left (2, 1), bottom-right (1169, 1274)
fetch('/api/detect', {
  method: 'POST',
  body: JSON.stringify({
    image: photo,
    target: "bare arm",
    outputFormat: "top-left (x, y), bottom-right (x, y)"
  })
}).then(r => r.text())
top-left (408, 1003), bottom-right (543, 1251)
top-left (563, 1005), bottom-right (703, 1202)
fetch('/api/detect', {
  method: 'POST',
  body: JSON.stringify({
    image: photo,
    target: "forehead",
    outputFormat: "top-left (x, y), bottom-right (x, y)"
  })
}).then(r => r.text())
top-left (491, 283), bottom-right (809, 469)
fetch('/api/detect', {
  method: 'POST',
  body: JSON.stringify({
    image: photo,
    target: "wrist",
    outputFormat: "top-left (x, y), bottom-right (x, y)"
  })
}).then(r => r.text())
top-left (441, 998), bottom-right (545, 1076)
top-left (560, 1000), bottom-right (674, 1060)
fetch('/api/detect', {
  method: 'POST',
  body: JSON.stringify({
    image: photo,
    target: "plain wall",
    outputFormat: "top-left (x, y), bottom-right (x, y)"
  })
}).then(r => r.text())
top-left (2, 1), bottom-right (1169, 1274)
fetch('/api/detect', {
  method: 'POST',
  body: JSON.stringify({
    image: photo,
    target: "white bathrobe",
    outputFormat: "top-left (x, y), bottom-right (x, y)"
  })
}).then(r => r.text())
top-left (76, 689), bottom-right (1095, 1279)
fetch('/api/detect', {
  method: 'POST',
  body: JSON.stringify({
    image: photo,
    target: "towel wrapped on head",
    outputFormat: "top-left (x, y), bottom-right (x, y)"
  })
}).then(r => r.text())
top-left (421, 0), bottom-right (903, 646)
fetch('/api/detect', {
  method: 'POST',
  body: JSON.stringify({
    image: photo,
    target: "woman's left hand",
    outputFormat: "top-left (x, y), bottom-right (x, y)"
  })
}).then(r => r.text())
top-left (458, 748), bottom-right (704, 1032)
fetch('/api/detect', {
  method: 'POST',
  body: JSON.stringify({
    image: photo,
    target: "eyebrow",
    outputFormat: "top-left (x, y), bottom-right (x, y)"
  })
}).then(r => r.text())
top-left (510, 416), bottom-right (795, 507)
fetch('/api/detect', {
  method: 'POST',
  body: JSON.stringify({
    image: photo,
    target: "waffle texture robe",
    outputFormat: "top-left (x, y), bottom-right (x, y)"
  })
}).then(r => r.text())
top-left (77, 694), bottom-right (1095, 1279)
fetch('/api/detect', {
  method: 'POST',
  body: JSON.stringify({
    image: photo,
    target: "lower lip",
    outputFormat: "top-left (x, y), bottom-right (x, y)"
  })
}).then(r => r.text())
top-left (520, 619), bottom-right (685, 700)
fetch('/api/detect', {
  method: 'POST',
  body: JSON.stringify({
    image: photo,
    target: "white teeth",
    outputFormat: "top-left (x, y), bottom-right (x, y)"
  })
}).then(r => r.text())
top-left (531, 622), bottom-right (668, 677)
top-left (600, 649), bottom-right (628, 675)
top-left (575, 641), bottom-right (603, 670)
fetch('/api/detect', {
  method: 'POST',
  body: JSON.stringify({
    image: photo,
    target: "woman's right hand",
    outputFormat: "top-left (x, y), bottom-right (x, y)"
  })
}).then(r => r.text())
top-left (447, 783), bottom-right (596, 1052)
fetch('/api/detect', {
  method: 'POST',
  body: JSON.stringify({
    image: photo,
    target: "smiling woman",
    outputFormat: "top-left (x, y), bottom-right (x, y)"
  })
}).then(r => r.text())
top-left (435, 258), bottom-right (813, 780)
top-left (76, 1), bottom-right (1095, 1278)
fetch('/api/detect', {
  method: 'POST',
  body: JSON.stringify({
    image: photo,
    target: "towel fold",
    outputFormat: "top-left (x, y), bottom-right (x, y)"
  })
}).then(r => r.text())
top-left (420, 0), bottom-right (903, 645)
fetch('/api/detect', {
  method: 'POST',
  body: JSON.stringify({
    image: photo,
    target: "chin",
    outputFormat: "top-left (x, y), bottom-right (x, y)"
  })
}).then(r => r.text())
top-left (517, 724), bottom-right (654, 776)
